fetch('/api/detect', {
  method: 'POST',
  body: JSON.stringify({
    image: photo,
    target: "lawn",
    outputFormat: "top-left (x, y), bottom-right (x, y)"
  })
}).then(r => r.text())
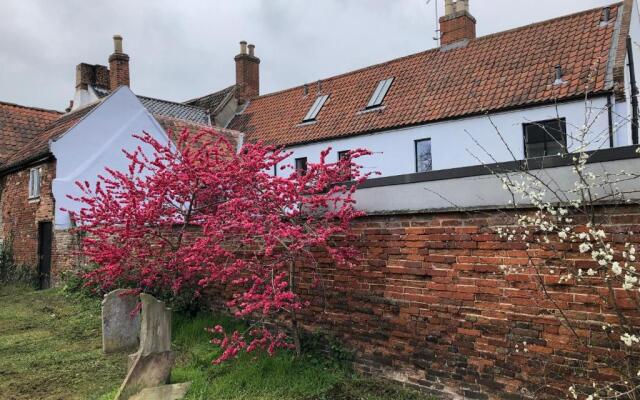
top-left (0, 285), bottom-right (436, 400)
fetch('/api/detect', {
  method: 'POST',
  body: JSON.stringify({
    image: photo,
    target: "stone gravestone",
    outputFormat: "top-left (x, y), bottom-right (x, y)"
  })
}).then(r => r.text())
top-left (115, 293), bottom-right (176, 400)
top-left (102, 289), bottom-right (140, 353)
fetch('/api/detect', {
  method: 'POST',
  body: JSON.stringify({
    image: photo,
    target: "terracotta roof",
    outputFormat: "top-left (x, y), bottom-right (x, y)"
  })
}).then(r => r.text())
top-left (228, 3), bottom-right (625, 147)
top-left (0, 101), bottom-right (61, 164)
top-left (1, 104), bottom-right (98, 170)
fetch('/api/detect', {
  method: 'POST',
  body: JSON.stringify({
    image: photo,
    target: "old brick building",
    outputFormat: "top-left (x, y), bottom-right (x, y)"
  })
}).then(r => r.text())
top-left (0, 38), bottom-right (241, 288)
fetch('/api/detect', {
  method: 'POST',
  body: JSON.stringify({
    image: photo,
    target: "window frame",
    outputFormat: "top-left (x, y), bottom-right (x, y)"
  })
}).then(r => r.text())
top-left (522, 118), bottom-right (567, 158)
top-left (28, 167), bottom-right (42, 199)
top-left (295, 157), bottom-right (308, 175)
top-left (414, 138), bottom-right (433, 173)
top-left (302, 95), bottom-right (329, 122)
top-left (366, 78), bottom-right (394, 109)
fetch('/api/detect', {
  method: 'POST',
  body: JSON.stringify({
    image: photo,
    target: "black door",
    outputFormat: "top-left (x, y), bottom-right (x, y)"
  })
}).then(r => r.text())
top-left (37, 222), bottom-right (52, 290)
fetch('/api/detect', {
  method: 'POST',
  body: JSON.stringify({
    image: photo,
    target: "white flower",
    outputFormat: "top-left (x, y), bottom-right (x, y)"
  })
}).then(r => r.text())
top-left (579, 243), bottom-right (591, 253)
top-left (612, 262), bottom-right (622, 275)
top-left (621, 333), bottom-right (639, 347)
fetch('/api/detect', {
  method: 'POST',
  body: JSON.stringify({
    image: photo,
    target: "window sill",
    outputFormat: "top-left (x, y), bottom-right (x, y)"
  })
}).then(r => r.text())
top-left (28, 197), bottom-right (40, 203)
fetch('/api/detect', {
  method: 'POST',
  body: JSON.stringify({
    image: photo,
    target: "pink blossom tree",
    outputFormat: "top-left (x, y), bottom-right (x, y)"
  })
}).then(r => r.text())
top-left (67, 128), bottom-right (372, 362)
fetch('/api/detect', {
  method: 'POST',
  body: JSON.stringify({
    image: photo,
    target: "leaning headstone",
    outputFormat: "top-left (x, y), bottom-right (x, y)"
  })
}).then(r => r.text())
top-left (129, 382), bottom-right (192, 400)
top-left (115, 293), bottom-right (175, 400)
top-left (116, 351), bottom-right (177, 400)
top-left (138, 293), bottom-right (172, 355)
top-left (102, 289), bottom-right (140, 353)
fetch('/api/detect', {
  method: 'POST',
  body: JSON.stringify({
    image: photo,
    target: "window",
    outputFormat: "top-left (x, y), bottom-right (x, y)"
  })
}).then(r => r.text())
top-left (337, 150), bottom-right (350, 161)
top-left (523, 118), bottom-right (567, 158)
top-left (295, 157), bottom-right (308, 175)
top-left (367, 78), bottom-right (394, 109)
top-left (337, 150), bottom-right (351, 180)
top-left (29, 167), bottom-right (41, 199)
top-left (415, 139), bottom-right (432, 173)
top-left (303, 95), bottom-right (329, 122)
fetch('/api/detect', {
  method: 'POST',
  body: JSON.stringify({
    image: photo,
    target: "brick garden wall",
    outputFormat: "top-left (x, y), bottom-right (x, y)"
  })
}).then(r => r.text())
top-left (278, 206), bottom-right (640, 400)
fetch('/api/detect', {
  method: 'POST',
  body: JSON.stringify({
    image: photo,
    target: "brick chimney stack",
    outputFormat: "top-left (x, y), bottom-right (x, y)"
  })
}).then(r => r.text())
top-left (440, 0), bottom-right (476, 47)
top-left (235, 40), bottom-right (260, 104)
top-left (109, 35), bottom-right (130, 90)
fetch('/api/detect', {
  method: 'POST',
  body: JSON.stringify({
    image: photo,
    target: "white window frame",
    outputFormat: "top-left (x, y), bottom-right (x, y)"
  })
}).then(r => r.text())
top-left (28, 167), bottom-right (41, 199)
top-left (303, 95), bottom-right (329, 122)
top-left (367, 78), bottom-right (394, 109)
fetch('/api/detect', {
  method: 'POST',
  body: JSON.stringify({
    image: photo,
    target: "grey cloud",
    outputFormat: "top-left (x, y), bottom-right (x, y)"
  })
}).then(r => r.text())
top-left (0, 0), bottom-right (615, 110)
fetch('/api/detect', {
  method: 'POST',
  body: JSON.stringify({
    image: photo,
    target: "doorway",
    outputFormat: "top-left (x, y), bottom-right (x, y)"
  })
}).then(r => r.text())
top-left (37, 221), bottom-right (52, 290)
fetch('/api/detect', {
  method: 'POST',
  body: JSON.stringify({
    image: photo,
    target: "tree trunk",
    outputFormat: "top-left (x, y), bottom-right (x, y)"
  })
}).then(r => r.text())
top-left (289, 260), bottom-right (302, 356)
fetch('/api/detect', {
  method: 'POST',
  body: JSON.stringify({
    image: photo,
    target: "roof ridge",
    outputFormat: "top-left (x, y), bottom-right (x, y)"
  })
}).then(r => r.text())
top-left (0, 100), bottom-right (62, 115)
top-left (152, 113), bottom-right (213, 129)
top-left (183, 84), bottom-right (236, 103)
top-left (249, 2), bottom-right (621, 103)
top-left (473, 1), bottom-right (622, 43)
top-left (137, 95), bottom-right (207, 111)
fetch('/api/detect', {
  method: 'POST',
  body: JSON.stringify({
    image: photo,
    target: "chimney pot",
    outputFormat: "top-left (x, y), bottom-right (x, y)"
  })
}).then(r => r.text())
top-left (113, 34), bottom-right (123, 53)
top-left (444, 0), bottom-right (454, 15)
top-left (240, 41), bottom-right (247, 54)
top-left (248, 44), bottom-right (255, 57)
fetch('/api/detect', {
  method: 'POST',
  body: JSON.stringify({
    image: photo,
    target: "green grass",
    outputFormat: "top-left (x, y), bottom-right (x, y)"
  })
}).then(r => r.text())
top-left (168, 314), bottom-right (436, 400)
top-left (1, 285), bottom-right (436, 400)
top-left (0, 285), bottom-right (126, 400)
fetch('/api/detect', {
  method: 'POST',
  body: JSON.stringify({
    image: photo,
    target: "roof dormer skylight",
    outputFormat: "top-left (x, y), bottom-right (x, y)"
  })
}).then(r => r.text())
top-left (366, 78), bottom-right (394, 109)
top-left (303, 94), bottom-right (329, 122)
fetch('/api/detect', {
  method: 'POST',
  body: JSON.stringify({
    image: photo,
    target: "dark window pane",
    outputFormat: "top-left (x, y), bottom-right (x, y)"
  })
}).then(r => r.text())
top-left (524, 119), bottom-right (566, 157)
top-left (295, 157), bottom-right (308, 175)
top-left (337, 150), bottom-right (351, 180)
top-left (416, 139), bottom-right (432, 172)
top-left (526, 142), bottom-right (546, 158)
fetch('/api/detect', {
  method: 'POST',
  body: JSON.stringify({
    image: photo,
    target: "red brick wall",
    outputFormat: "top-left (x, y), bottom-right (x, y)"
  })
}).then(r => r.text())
top-left (235, 53), bottom-right (260, 103)
top-left (0, 161), bottom-right (83, 284)
top-left (282, 208), bottom-right (640, 399)
top-left (0, 161), bottom-right (56, 269)
top-left (439, 12), bottom-right (476, 46)
top-left (108, 53), bottom-right (130, 91)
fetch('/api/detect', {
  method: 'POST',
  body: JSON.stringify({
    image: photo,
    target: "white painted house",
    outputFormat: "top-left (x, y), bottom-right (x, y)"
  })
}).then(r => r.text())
top-left (226, 0), bottom-right (639, 188)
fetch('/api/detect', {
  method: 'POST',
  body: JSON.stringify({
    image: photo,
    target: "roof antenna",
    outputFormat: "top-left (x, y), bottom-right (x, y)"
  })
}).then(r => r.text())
top-left (427, 0), bottom-right (440, 46)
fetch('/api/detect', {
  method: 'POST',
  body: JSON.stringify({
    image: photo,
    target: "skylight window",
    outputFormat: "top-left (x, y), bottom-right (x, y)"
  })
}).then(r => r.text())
top-left (303, 95), bottom-right (329, 122)
top-left (367, 78), bottom-right (394, 109)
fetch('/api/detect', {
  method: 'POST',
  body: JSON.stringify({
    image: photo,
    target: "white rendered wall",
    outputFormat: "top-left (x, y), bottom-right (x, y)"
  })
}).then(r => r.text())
top-left (51, 87), bottom-right (171, 229)
top-left (276, 98), bottom-right (612, 178)
top-left (353, 158), bottom-right (640, 213)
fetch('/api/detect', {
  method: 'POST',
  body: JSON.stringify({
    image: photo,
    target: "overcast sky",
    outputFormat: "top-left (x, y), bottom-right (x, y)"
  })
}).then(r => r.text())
top-left (0, 0), bottom-right (616, 111)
